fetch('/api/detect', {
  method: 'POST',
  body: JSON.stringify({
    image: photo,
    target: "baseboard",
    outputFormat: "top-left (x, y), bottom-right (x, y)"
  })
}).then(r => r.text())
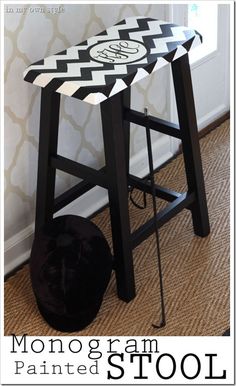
top-left (4, 225), bottom-right (34, 277)
top-left (4, 135), bottom-right (172, 277)
top-left (197, 105), bottom-right (229, 131)
top-left (198, 110), bottom-right (230, 139)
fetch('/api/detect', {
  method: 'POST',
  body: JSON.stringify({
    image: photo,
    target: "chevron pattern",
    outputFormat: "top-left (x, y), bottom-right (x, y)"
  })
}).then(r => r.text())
top-left (4, 120), bottom-right (230, 336)
top-left (23, 17), bottom-right (202, 105)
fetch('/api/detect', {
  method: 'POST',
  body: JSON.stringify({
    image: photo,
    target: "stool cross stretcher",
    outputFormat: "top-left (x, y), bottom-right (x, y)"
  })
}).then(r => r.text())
top-left (24, 17), bottom-right (210, 302)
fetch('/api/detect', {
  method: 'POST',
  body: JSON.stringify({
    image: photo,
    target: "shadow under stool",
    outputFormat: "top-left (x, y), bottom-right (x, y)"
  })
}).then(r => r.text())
top-left (24, 16), bottom-right (210, 303)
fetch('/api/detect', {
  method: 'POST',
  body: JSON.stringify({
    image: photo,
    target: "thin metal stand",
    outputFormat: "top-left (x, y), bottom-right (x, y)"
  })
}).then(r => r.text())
top-left (144, 108), bottom-right (166, 328)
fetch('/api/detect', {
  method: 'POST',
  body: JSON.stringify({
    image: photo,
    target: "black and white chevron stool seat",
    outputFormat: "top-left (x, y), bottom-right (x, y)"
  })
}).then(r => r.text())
top-left (23, 17), bottom-right (202, 105)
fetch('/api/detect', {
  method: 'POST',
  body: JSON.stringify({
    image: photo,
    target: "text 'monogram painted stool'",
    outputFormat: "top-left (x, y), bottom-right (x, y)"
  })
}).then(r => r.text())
top-left (24, 17), bottom-right (210, 302)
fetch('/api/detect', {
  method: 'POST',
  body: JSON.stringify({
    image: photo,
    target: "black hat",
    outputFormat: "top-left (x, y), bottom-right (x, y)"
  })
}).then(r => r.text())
top-left (30, 215), bottom-right (112, 332)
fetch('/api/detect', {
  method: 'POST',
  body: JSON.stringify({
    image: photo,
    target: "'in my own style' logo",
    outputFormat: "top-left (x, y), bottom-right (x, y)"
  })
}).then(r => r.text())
top-left (89, 39), bottom-right (148, 64)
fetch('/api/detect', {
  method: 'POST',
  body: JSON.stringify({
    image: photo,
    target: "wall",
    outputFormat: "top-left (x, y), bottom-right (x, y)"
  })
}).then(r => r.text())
top-left (4, 4), bottom-right (172, 273)
top-left (169, 4), bottom-right (230, 155)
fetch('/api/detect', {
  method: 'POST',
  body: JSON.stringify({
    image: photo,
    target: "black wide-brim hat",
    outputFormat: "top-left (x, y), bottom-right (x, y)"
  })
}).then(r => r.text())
top-left (30, 215), bottom-right (113, 332)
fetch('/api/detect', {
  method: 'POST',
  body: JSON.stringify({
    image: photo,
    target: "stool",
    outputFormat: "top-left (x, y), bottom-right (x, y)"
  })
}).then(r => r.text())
top-left (24, 16), bottom-right (210, 303)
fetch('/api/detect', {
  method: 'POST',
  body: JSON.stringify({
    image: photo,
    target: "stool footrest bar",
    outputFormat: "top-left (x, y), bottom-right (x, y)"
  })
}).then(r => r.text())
top-left (128, 174), bottom-right (182, 202)
top-left (131, 192), bottom-right (195, 249)
top-left (54, 166), bottom-right (106, 213)
top-left (51, 155), bottom-right (107, 189)
top-left (124, 108), bottom-right (181, 139)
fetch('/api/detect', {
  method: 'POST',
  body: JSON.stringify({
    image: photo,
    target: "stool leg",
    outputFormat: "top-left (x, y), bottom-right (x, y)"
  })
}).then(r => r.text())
top-left (35, 88), bottom-right (60, 234)
top-left (122, 87), bottom-right (131, 173)
top-left (101, 91), bottom-right (135, 302)
top-left (171, 54), bottom-right (210, 237)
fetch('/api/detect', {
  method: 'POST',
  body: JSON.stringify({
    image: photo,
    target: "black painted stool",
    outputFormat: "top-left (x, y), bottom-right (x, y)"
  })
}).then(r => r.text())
top-left (24, 17), bottom-right (210, 303)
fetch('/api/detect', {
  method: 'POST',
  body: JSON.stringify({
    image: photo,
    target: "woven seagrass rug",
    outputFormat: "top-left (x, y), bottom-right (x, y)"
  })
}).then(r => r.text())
top-left (4, 120), bottom-right (230, 336)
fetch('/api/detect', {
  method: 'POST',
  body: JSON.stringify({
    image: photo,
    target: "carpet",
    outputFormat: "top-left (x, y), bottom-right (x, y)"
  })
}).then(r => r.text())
top-left (4, 120), bottom-right (230, 336)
